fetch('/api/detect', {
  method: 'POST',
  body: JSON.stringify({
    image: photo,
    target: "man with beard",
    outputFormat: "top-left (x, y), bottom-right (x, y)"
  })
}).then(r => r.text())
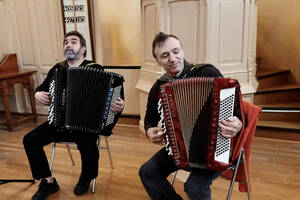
top-left (23, 31), bottom-right (124, 200)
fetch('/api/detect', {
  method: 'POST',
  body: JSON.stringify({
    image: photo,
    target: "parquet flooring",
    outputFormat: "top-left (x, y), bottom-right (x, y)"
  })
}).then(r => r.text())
top-left (0, 116), bottom-right (299, 200)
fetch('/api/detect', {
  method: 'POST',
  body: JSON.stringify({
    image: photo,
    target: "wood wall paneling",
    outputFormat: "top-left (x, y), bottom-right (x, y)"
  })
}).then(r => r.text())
top-left (169, 1), bottom-right (200, 63)
top-left (92, 0), bottom-right (104, 65)
top-left (0, 1), bottom-right (8, 54)
top-left (0, 0), bottom-right (64, 115)
top-left (219, 1), bottom-right (244, 64)
top-left (14, 0), bottom-right (35, 66)
top-left (34, 0), bottom-right (60, 67)
top-left (144, 3), bottom-right (157, 65)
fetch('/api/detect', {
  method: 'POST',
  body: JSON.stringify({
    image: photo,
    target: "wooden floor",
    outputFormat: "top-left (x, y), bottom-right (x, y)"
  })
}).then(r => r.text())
top-left (0, 116), bottom-right (300, 200)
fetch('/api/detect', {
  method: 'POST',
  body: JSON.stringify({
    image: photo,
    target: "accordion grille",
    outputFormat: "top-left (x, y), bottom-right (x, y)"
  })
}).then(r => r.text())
top-left (66, 67), bottom-right (112, 133)
top-left (172, 78), bottom-right (214, 156)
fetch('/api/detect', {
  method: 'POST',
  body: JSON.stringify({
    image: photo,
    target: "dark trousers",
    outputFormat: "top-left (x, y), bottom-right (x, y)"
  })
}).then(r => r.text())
top-left (23, 121), bottom-right (99, 181)
top-left (139, 148), bottom-right (223, 200)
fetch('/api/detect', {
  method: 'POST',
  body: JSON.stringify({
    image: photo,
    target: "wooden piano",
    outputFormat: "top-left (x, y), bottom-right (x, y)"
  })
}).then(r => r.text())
top-left (0, 53), bottom-right (37, 130)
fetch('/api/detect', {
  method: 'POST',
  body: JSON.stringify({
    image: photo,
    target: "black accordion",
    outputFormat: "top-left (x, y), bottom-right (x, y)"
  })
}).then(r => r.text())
top-left (48, 66), bottom-right (124, 136)
top-left (158, 77), bottom-right (243, 171)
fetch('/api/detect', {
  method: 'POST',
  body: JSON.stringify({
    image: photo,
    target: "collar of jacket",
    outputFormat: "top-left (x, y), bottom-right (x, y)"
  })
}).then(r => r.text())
top-left (57, 59), bottom-right (92, 68)
top-left (157, 59), bottom-right (192, 82)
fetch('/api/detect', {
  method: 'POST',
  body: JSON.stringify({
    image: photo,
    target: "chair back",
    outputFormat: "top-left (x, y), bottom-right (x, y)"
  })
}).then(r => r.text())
top-left (222, 101), bottom-right (262, 192)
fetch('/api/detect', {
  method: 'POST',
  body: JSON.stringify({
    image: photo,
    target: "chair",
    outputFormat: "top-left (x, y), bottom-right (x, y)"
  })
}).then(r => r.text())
top-left (170, 171), bottom-right (177, 186)
top-left (170, 101), bottom-right (262, 200)
top-left (223, 147), bottom-right (251, 200)
top-left (170, 147), bottom-right (250, 200)
top-left (49, 135), bottom-right (114, 193)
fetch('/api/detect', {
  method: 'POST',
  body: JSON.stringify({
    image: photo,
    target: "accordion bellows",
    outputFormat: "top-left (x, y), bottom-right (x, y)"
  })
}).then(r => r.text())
top-left (48, 66), bottom-right (123, 135)
top-left (158, 77), bottom-right (242, 171)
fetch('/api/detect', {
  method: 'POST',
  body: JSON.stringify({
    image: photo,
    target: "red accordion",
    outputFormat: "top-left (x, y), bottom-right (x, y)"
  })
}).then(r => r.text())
top-left (158, 77), bottom-right (243, 171)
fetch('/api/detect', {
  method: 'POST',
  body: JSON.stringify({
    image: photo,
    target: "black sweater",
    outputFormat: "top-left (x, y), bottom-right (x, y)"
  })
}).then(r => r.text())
top-left (35, 60), bottom-right (102, 93)
top-left (144, 61), bottom-right (226, 132)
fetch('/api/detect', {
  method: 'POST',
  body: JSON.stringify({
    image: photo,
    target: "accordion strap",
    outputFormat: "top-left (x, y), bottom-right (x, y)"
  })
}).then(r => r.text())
top-left (189, 64), bottom-right (209, 74)
top-left (85, 62), bottom-right (103, 68)
top-left (191, 63), bottom-right (207, 71)
top-left (86, 62), bottom-right (96, 67)
top-left (186, 63), bottom-right (217, 78)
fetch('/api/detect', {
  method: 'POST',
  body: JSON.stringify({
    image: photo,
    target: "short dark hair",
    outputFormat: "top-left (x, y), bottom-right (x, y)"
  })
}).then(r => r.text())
top-left (64, 30), bottom-right (87, 57)
top-left (152, 32), bottom-right (181, 59)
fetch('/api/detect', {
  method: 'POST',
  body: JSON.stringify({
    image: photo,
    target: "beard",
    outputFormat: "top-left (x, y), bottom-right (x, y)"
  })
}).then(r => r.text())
top-left (64, 48), bottom-right (81, 61)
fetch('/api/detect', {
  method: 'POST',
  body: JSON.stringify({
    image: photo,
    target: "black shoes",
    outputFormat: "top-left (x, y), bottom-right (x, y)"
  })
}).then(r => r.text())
top-left (32, 178), bottom-right (59, 200)
top-left (31, 176), bottom-right (92, 198)
top-left (74, 176), bottom-right (93, 195)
